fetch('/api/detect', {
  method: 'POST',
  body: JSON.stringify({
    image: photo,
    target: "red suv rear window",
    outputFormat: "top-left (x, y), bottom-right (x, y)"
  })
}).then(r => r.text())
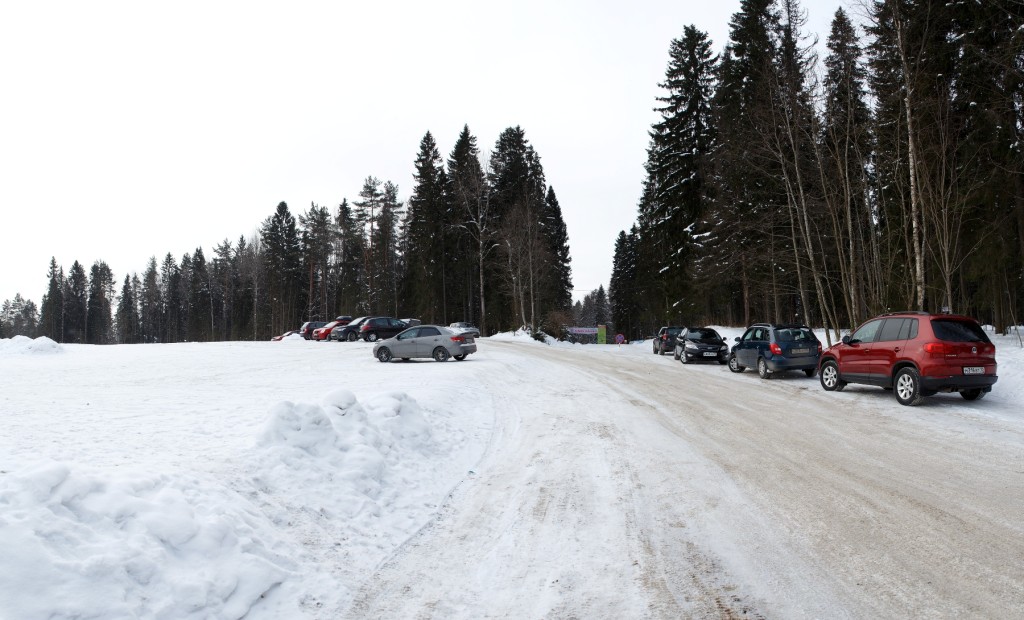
top-left (931, 319), bottom-right (990, 343)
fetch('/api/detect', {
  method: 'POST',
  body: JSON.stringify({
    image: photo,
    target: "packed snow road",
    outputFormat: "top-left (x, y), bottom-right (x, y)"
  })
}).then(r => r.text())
top-left (2, 333), bottom-right (1022, 618)
top-left (353, 338), bottom-right (1024, 619)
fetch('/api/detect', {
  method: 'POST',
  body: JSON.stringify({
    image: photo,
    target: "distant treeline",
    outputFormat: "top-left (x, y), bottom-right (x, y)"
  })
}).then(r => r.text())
top-left (1, 126), bottom-right (574, 343)
top-left (5, 1), bottom-right (1022, 344)
top-left (610, 1), bottom-right (1023, 341)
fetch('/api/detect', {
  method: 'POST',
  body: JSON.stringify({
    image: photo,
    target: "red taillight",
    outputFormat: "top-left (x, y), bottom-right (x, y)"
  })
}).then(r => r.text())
top-left (924, 342), bottom-right (955, 355)
top-left (661, 334), bottom-right (668, 341)
top-left (770, 343), bottom-right (783, 355)
top-left (450, 336), bottom-right (464, 343)
top-left (817, 343), bottom-right (822, 354)
top-left (360, 324), bottom-right (369, 332)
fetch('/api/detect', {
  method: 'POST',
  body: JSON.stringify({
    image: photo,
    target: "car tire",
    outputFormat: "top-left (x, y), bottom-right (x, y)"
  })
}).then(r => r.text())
top-left (433, 347), bottom-right (450, 362)
top-left (346, 332), bottom-right (358, 342)
top-left (728, 354), bottom-right (745, 373)
top-left (757, 357), bottom-right (772, 379)
top-left (960, 388), bottom-right (986, 401)
top-left (680, 352), bottom-right (689, 364)
top-left (894, 367), bottom-right (925, 406)
top-left (804, 368), bottom-right (816, 378)
top-left (376, 347), bottom-right (392, 363)
top-left (366, 333), bottom-right (379, 342)
top-left (454, 354), bottom-right (466, 361)
top-left (819, 360), bottom-right (846, 392)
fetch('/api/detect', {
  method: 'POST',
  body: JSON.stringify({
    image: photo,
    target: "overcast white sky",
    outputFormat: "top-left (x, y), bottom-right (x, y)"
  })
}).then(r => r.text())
top-left (1, 0), bottom-right (844, 308)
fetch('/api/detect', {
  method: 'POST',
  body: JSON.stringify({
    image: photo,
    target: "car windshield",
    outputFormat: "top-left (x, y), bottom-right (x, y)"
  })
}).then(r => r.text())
top-left (666, 328), bottom-right (683, 336)
top-left (932, 319), bottom-right (990, 343)
top-left (687, 329), bottom-right (719, 340)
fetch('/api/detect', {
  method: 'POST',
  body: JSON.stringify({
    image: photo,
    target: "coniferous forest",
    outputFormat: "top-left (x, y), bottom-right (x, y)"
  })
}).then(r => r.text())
top-left (1, 126), bottom-right (574, 343)
top-left (2, 1), bottom-right (1022, 345)
top-left (611, 0), bottom-right (1023, 342)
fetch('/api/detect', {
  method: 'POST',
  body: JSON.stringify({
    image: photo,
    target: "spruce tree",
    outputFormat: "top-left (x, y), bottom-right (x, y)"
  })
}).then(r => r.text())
top-left (187, 247), bottom-right (213, 341)
top-left (540, 187), bottom-right (573, 313)
top-left (260, 202), bottom-right (303, 334)
top-left (447, 125), bottom-right (489, 331)
top-left (488, 126), bottom-right (548, 332)
top-left (86, 261), bottom-right (114, 344)
top-left (299, 204), bottom-right (334, 321)
top-left (334, 199), bottom-right (365, 316)
top-left (64, 260), bottom-right (88, 343)
top-left (115, 274), bottom-right (140, 343)
top-left (39, 257), bottom-right (65, 341)
top-left (637, 25), bottom-right (718, 323)
top-left (403, 131), bottom-right (451, 323)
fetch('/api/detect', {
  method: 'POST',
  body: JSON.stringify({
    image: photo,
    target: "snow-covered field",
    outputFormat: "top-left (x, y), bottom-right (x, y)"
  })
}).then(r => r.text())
top-left (1, 327), bottom-right (1022, 618)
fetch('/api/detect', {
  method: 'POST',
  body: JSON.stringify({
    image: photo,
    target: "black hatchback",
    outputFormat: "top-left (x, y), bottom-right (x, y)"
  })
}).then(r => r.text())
top-left (728, 323), bottom-right (822, 379)
top-left (674, 327), bottom-right (729, 364)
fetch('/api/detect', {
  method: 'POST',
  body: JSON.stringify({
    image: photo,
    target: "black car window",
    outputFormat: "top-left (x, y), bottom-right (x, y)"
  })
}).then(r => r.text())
top-left (851, 319), bottom-right (882, 343)
top-left (399, 328), bottom-right (419, 340)
top-left (390, 318), bottom-right (405, 328)
top-left (901, 318), bottom-right (918, 340)
top-left (932, 319), bottom-right (990, 343)
top-left (878, 318), bottom-right (908, 342)
top-left (667, 328), bottom-right (683, 336)
top-left (420, 326), bottom-right (441, 337)
top-left (687, 329), bottom-right (718, 340)
top-left (741, 329), bottom-right (756, 342)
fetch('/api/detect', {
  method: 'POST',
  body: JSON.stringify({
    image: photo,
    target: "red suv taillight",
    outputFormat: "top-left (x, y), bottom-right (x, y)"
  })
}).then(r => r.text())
top-left (450, 335), bottom-right (465, 343)
top-left (924, 342), bottom-right (955, 355)
top-left (770, 342), bottom-right (783, 355)
top-left (360, 324), bottom-right (370, 332)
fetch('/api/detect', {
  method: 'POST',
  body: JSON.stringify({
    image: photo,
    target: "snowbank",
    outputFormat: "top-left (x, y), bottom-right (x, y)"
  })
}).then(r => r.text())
top-left (0, 461), bottom-right (294, 619)
top-left (0, 387), bottom-right (466, 619)
top-left (0, 335), bottom-right (63, 354)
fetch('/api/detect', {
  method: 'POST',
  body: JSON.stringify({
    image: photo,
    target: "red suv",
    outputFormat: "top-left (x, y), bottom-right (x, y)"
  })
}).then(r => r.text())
top-left (818, 312), bottom-right (997, 406)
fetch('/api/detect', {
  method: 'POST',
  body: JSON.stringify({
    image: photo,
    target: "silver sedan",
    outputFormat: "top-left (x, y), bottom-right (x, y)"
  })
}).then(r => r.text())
top-left (373, 325), bottom-right (477, 362)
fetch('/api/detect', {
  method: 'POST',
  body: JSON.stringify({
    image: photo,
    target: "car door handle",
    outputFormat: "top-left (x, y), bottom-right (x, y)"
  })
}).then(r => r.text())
top-left (893, 347), bottom-right (901, 352)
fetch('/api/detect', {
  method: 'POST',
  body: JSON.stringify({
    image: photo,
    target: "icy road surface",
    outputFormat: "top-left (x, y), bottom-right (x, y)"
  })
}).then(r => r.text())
top-left (353, 338), bottom-right (1024, 618)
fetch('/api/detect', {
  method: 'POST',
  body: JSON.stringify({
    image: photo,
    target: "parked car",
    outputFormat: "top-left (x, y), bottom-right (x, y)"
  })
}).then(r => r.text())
top-left (360, 317), bottom-right (410, 342)
top-left (271, 329), bottom-right (299, 341)
top-left (331, 316), bottom-right (370, 342)
top-left (653, 326), bottom-right (684, 355)
top-left (312, 319), bottom-right (348, 341)
top-left (818, 311), bottom-right (997, 406)
top-left (449, 322), bottom-right (480, 338)
top-left (673, 327), bottom-right (729, 364)
top-left (373, 325), bottom-right (477, 362)
top-left (728, 323), bottom-right (821, 379)
top-left (298, 321), bottom-right (327, 340)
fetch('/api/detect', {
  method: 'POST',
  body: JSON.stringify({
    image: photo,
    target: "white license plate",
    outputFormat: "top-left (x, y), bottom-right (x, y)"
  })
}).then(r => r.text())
top-left (963, 366), bottom-right (984, 375)
top-left (703, 352), bottom-right (717, 357)
top-left (791, 348), bottom-right (809, 354)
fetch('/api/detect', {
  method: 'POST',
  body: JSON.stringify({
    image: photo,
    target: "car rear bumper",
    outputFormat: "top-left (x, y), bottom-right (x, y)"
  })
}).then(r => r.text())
top-left (460, 344), bottom-right (478, 355)
top-left (764, 356), bottom-right (820, 372)
top-left (920, 374), bottom-right (998, 392)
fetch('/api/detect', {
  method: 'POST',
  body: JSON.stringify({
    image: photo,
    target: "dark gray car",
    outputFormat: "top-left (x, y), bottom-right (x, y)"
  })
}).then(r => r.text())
top-left (373, 325), bottom-right (477, 362)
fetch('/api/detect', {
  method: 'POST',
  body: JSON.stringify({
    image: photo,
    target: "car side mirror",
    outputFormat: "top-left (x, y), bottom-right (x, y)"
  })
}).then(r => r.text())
top-left (842, 335), bottom-right (852, 345)
top-left (734, 336), bottom-right (741, 342)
